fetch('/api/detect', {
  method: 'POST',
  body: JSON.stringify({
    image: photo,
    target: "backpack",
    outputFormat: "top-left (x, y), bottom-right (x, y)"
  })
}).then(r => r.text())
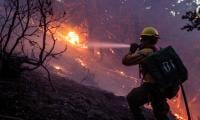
top-left (142, 46), bottom-right (188, 99)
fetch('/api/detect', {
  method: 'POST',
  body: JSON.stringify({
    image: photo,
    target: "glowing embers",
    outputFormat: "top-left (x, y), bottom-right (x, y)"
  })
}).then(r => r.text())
top-left (66, 31), bottom-right (80, 45)
top-left (174, 113), bottom-right (186, 120)
top-left (109, 48), bottom-right (115, 54)
top-left (75, 58), bottom-right (87, 68)
top-left (53, 65), bottom-right (64, 75)
top-left (169, 91), bottom-right (187, 120)
top-left (63, 31), bottom-right (88, 48)
top-left (54, 65), bottom-right (61, 70)
top-left (111, 69), bottom-right (138, 81)
top-left (96, 51), bottom-right (101, 56)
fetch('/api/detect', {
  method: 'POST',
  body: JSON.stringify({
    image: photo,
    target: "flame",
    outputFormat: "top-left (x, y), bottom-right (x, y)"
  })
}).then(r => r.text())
top-left (174, 113), bottom-right (186, 120)
top-left (119, 71), bottom-right (126, 76)
top-left (55, 30), bottom-right (88, 49)
top-left (66, 31), bottom-right (80, 45)
top-left (75, 58), bottom-right (87, 68)
top-left (109, 48), bottom-right (115, 54)
top-left (169, 90), bottom-right (188, 120)
top-left (96, 51), bottom-right (101, 55)
top-left (54, 65), bottom-right (61, 70)
top-left (111, 69), bottom-right (138, 82)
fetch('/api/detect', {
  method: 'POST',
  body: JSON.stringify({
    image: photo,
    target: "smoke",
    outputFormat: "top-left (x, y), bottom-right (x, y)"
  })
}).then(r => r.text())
top-left (85, 42), bottom-right (130, 49)
top-left (53, 0), bottom-right (200, 119)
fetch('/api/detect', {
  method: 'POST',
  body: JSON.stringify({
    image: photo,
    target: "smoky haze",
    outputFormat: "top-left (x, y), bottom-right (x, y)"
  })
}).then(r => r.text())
top-left (28, 0), bottom-right (200, 119)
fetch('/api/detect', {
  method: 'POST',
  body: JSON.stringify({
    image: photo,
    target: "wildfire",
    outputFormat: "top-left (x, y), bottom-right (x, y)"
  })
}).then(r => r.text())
top-left (62, 31), bottom-right (88, 48)
top-left (111, 69), bottom-right (138, 82)
top-left (66, 31), bottom-right (80, 45)
top-left (109, 48), bottom-right (115, 54)
top-left (55, 30), bottom-right (88, 49)
top-left (54, 65), bottom-right (61, 70)
top-left (119, 71), bottom-right (125, 76)
top-left (96, 51), bottom-right (101, 55)
top-left (174, 113), bottom-right (186, 120)
top-left (75, 58), bottom-right (87, 68)
top-left (169, 90), bottom-right (188, 120)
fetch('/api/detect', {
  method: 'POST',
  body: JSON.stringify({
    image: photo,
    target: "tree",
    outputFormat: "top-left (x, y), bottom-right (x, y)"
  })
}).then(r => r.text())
top-left (0, 0), bottom-right (68, 87)
top-left (182, 10), bottom-right (200, 31)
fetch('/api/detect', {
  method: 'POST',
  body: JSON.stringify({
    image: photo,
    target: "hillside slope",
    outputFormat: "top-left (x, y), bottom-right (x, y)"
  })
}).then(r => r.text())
top-left (0, 71), bottom-right (176, 120)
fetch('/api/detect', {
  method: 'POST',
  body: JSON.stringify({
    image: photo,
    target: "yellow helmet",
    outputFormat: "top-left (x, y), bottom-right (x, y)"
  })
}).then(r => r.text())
top-left (141, 27), bottom-right (159, 38)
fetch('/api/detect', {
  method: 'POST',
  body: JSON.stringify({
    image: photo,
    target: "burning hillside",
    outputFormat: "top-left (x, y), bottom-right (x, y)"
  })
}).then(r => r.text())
top-left (47, 28), bottom-right (188, 120)
top-left (1, 0), bottom-right (200, 120)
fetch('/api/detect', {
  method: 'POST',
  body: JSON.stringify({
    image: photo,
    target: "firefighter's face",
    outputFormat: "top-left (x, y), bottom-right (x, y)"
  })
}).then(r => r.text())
top-left (140, 36), bottom-right (158, 46)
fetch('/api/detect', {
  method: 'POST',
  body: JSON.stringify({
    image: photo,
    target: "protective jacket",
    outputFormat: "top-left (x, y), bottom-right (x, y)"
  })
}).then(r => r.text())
top-left (122, 47), bottom-right (156, 83)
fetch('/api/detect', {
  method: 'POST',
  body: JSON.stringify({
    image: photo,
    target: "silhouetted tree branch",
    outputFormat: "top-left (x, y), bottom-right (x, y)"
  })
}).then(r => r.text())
top-left (182, 10), bottom-right (200, 31)
top-left (0, 0), bottom-right (69, 89)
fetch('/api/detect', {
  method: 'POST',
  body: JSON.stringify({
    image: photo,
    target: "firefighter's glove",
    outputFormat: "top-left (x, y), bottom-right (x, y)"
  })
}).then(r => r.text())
top-left (129, 43), bottom-right (139, 53)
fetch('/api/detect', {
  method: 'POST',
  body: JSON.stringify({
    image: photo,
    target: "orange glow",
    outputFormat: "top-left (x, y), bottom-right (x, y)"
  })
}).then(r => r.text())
top-left (66, 31), bottom-right (80, 45)
top-left (52, 23), bottom-right (88, 49)
top-left (111, 69), bottom-right (138, 81)
top-left (75, 58), bottom-right (87, 68)
top-left (56, 30), bottom-right (88, 49)
top-left (97, 51), bottom-right (101, 55)
top-left (174, 113), bottom-right (186, 120)
top-left (80, 45), bottom-right (88, 49)
top-left (115, 70), bottom-right (128, 77)
top-left (54, 65), bottom-right (61, 70)
top-left (169, 90), bottom-right (188, 120)
top-left (109, 48), bottom-right (115, 54)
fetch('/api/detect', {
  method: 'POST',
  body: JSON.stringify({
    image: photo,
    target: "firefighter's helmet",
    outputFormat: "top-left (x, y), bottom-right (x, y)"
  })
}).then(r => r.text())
top-left (141, 27), bottom-right (159, 38)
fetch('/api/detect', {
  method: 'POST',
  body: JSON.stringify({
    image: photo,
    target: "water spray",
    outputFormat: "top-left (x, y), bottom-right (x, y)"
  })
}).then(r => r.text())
top-left (81, 42), bottom-right (131, 49)
top-left (62, 31), bottom-right (131, 49)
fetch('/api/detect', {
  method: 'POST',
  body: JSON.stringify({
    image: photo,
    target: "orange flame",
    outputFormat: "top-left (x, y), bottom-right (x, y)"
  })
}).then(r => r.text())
top-left (55, 29), bottom-right (88, 49)
top-left (75, 58), bottom-right (87, 68)
top-left (66, 31), bottom-right (80, 45)
top-left (169, 90), bottom-right (188, 120)
top-left (54, 65), bottom-right (61, 70)
top-left (174, 113), bottom-right (186, 120)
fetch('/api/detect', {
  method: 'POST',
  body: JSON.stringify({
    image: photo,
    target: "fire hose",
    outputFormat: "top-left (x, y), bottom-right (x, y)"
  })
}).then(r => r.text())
top-left (180, 84), bottom-right (192, 120)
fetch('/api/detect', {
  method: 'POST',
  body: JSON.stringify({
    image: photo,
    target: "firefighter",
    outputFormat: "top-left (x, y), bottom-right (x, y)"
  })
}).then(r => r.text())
top-left (122, 27), bottom-right (170, 120)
